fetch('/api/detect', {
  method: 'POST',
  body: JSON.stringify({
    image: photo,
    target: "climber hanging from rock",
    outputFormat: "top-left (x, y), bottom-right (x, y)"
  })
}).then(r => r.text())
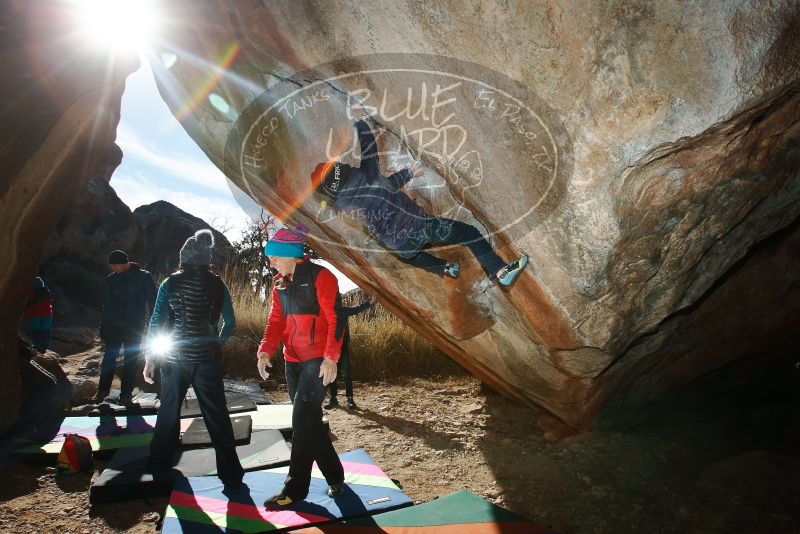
top-left (311, 104), bottom-right (528, 285)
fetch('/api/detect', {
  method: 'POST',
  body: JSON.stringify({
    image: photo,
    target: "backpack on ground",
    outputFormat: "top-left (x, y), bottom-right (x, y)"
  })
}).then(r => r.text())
top-left (56, 433), bottom-right (94, 474)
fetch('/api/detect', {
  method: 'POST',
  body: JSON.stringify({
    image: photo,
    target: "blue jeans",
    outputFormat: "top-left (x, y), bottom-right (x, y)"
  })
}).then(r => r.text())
top-left (395, 217), bottom-right (506, 277)
top-left (149, 359), bottom-right (244, 486)
top-left (283, 358), bottom-right (344, 500)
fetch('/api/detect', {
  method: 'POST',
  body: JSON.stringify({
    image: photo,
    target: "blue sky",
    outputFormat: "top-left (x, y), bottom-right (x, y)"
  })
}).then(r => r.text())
top-left (113, 61), bottom-right (258, 241)
top-left (113, 61), bottom-right (356, 290)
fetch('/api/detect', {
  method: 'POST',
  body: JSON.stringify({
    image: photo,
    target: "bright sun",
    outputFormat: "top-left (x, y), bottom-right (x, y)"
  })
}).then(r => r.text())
top-left (71, 0), bottom-right (158, 52)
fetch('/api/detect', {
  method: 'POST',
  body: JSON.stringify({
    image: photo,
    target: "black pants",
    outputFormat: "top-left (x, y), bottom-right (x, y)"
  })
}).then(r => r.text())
top-left (99, 325), bottom-right (144, 397)
top-left (329, 345), bottom-right (353, 399)
top-left (283, 358), bottom-right (344, 500)
top-left (395, 217), bottom-right (506, 277)
top-left (149, 359), bottom-right (244, 486)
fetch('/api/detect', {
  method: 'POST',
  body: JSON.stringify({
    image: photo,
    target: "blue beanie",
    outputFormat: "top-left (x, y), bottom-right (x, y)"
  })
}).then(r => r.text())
top-left (264, 226), bottom-right (308, 258)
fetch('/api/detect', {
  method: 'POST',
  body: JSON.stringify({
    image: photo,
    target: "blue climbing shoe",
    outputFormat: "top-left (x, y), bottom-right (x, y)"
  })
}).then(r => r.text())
top-left (444, 262), bottom-right (460, 279)
top-left (498, 255), bottom-right (528, 286)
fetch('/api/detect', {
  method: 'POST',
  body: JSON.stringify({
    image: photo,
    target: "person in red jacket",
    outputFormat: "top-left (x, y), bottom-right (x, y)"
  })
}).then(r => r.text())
top-left (256, 226), bottom-right (346, 509)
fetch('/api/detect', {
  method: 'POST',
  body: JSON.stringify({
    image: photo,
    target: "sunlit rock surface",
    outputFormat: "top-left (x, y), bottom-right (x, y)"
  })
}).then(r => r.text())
top-left (2, 2), bottom-right (799, 431)
top-left (149, 1), bottom-right (800, 428)
top-left (0, 2), bottom-right (136, 431)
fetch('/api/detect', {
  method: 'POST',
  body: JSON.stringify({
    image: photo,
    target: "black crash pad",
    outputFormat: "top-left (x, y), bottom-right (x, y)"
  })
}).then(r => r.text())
top-left (179, 393), bottom-right (256, 418)
top-left (88, 393), bottom-right (160, 417)
top-left (185, 378), bottom-right (271, 405)
top-left (180, 415), bottom-right (252, 447)
top-left (89, 429), bottom-right (290, 503)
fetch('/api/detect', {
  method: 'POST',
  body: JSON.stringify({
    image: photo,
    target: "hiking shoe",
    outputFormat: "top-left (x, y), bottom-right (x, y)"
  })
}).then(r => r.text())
top-left (346, 397), bottom-right (358, 410)
top-left (327, 482), bottom-right (345, 498)
top-left (444, 262), bottom-right (460, 279)
top-left (324, 397), bottom-right (339, 410)
top-left (90, 391), bottom-right (109, 404)
top-left (498, 255), bottom-right (528, 286)
top-left (264, 494), bottom-right (295, 510)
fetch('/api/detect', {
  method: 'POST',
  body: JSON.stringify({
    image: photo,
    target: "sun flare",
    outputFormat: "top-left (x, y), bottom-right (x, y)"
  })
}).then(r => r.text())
top-left (71, 0), bottom-right (159, 52)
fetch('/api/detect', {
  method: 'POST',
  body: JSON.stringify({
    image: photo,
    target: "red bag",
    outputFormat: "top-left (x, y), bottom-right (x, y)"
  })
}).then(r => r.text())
top-left (56, 433), bottom-right (94, 474)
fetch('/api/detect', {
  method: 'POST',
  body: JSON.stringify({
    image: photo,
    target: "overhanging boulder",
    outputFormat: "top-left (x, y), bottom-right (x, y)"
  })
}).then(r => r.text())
top-left (147, 2), bottom-right (800, 428)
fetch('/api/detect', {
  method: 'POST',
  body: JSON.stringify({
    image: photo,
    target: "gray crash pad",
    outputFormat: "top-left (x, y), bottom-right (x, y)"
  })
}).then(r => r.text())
top-left (180, 415), bottom-right (252, 447)
top-left (179, 393), bottom-right (256, 418)
top-left (88, 393), bottom-right (160, 417)
top-left (89, 429), bottom-right (290, 503)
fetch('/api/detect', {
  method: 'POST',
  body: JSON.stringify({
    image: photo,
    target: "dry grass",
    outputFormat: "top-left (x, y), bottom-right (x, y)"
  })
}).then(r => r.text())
top-left (218, 267), bottom-right (462, 381)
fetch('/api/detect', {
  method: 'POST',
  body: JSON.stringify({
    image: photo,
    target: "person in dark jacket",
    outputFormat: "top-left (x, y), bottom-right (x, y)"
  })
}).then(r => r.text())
top-left (94, 250), bottom-right (157, 403)
top-left (311, 105), bottom-right (528, 286)
top-left (325, 294), bottom-right (374, 410)
top-left (143, 229), bottom-right (244, 489)
top-left (256, 226), bottom-right (345, 510)
top-left (20, 276), bottom-right (53, 354)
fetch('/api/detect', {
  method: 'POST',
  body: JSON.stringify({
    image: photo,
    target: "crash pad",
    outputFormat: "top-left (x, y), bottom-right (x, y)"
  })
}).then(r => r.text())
top-left (300, 490), bottom-right (557, 533)
top-left (13, 415), bottom-right (190, 455)
top-left (180, 393), bottom-right (256, 418)
top-left (185, 379), bottom-right (271, 405)
top-left (88, 393), bottom-right (161, 417)
top-left (248, 403), bottom-right (328, 433)
top-left (90, 430), bottom-right (290, 503)
top-left (181, 415), bottom-right (252, 447)
top-left (162, 449), bottom-right (412, 533)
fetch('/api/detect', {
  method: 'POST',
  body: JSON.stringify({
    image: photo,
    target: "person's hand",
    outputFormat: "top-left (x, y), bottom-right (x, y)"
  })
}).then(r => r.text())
top-left (409, 160), bottom-right (424, 178)
top-left (143, 359), bottom-right (156, 384)
top-left (257, 353), bottom-right (272, 380)
top-left (320, 358), bottom-right (338, 386)
top-left (367, 294), bottom-right (377, 305)
top-left (350, 103), bottom-right (367, 121)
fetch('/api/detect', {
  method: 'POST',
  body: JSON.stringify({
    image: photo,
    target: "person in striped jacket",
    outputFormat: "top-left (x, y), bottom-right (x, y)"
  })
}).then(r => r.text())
top-left (20, 276), bottom-right (53, 354)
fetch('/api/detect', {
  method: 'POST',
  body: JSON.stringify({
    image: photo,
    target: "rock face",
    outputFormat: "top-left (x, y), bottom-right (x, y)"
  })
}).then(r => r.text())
top-left (41, 182), bottom-right (233, 339)
top-left (134, 201), bottom-right (233, 275)
top-left (150, 1), bottom-right (800, 428)
top-left (41, 170), bottom-right (147, 334)
top-left (0, 2), bottom-right (137, 431)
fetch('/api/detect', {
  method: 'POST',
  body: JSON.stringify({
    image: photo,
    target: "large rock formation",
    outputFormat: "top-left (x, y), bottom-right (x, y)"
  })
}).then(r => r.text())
top-left (41, 147), bottom-right (146, 335)
top-left (1, 1), bottom-right (798, 431)
top-left (0, 2), bottom-right (137, 431)
top-left (134, 201), bottom-right (233, 275)
top-left (41, 182), bottom-right (233, 341)
top-left (150, 1), bottom-right (800, 428)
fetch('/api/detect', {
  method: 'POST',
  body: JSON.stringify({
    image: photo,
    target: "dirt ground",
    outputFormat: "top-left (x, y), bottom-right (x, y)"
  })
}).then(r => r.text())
top-left (1, 348), bottom-right (799, 534)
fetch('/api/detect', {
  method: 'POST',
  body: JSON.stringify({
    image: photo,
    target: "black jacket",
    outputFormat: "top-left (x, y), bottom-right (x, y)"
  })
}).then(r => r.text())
top-left (100, 263), bottom-right (157, 334)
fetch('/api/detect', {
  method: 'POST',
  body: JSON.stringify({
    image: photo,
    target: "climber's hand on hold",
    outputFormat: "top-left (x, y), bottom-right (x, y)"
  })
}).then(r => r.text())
top-left (409, 160), bottom-right (424, 178)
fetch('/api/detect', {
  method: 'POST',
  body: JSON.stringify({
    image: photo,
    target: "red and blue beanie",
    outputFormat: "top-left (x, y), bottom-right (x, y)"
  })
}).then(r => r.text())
top-left (264, 226), bottom-right (308, 258)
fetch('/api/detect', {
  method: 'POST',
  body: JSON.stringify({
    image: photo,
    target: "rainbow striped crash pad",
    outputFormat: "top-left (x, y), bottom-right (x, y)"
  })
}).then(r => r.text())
top-left (299, 490), bottom-right (557, 533)
top-left (13, 415), bottom-right (192, 454)
top-left (13, 404), bottom-right (308, 455)
top-left (163, 449), bottom-right (411, 533)
top-left (13, 414), bottom-right (201, 455)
